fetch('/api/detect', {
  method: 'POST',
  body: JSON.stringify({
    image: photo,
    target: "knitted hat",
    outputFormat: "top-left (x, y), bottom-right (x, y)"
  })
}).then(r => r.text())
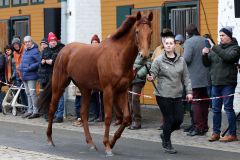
top-left (11, 37), bottom-right (21, 45)
top-left (161, 28), bottom-right (174, 38)
top-left (219, 26), bottom-right (232, 39)
top-left (48, 32), bottom-right (58, 42)
top-left (41, 38), bottom-right (48, 45)
top-left (175, 34), bottom-right (184, 42)
top-left (91, 34), bottom-right (100, 43)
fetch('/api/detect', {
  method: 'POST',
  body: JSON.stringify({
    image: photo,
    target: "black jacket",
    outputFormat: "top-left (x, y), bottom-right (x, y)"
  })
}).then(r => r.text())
top-left (202, 38), bottom-right (240, 85)
top-left (38, 43), bottom-right (65, 84)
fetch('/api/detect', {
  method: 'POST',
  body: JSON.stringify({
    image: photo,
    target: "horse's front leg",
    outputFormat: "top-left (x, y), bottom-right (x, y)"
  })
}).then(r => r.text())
top-left (103, 87), bottom-right (114, 156)
top-left (110, 90), bottom-right (130, 148)
top-left (80, 90), bottom-right (97, 150)
top-left (47, 96), bottom-right (60, 146)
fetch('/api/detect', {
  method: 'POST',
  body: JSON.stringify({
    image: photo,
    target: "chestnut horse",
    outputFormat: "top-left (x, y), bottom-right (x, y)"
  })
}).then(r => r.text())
top-left (38, 11), bottom-right (153, 156)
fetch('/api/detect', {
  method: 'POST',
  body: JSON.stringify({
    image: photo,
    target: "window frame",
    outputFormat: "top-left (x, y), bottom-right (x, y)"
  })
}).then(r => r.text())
top-left (31, 0), bottom-right (44, 5)
top-left (12, 0), bottom-right (29, 7)
top-left (0, 0), bottom-right (10, 8)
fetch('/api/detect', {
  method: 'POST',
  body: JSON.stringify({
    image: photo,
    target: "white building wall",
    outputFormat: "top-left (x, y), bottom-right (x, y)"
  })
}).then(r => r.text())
top-left (64, 0), bottom-right (102, 43)
top-left (218, 0), bottom-right (240, 43)
top-left (61, 0), bottom-right (102, 102)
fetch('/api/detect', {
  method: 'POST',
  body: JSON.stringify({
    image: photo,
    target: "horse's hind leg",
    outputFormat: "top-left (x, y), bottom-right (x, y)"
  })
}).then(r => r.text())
top-left (80, 89), bottom-right (97, 150)
top-left (110, 90), bottom-right (130, 149)
top-left (47, 76), bottom-right (70, 146)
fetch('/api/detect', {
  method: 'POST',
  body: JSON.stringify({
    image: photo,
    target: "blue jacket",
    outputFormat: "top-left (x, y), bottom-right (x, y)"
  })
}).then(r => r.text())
top-left (19, 44), bottom-right (41, 81)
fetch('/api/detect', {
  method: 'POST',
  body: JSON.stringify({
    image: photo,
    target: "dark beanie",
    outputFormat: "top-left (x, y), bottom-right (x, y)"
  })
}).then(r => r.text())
top-left (41, 38), bottom-right (48, 45)
top-left (219, 26), bottom-right (232, 39)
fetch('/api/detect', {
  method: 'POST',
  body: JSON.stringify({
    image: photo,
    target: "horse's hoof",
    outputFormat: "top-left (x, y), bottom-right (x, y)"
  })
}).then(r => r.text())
top-left (88, 144), bottom-right (98, 151)
top-left (105, 149), bottom-right (114, 157)
top-left (47, 140), bottom-right (55, 147)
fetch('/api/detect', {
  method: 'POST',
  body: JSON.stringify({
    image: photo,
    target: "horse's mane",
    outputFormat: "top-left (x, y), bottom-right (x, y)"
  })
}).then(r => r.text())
top-left (111, 15), bottom-right (137, 40)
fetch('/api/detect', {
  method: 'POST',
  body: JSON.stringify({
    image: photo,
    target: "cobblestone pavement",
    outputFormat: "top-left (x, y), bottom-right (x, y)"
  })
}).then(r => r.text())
top-left (0, 145), bottom-right (75, 160)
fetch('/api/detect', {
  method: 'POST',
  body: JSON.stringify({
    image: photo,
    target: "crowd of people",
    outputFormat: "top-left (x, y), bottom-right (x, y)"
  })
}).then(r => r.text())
top-left (0, 24), bottom-right (239, 154)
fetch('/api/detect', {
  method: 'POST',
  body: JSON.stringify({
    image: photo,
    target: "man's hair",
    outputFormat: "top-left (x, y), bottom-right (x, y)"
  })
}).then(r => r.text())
top-left (186, 24), bottom-right (200, 37)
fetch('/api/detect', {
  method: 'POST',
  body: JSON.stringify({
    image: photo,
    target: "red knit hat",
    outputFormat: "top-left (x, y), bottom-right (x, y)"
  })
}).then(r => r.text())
top-left (91, 34), bottom-right (100, 43)
top-left (48, 32), bottom-right (58, 42)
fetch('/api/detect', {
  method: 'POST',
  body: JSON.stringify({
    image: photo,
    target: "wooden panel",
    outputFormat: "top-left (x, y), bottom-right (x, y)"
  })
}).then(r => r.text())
top-left (199, 0), bottom-right (218, 42)
top-left (101, 0), bottom-right (165, 39)
top-left (141, 81), bottom-right (156, 104)
top-left (0, 20), bottom-right (8, 52)
top-left (132, 9), bottom-right (161, 52)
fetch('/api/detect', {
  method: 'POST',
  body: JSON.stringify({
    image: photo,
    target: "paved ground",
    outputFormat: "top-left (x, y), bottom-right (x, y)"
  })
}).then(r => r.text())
top-left (0, 105), bottom-right (240, 159)
top-left (0, 120), bottom-right (240, 160)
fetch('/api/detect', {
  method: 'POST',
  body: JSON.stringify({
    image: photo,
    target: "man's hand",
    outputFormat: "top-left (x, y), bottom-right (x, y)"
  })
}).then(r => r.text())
top-left (202, 47), bottom-right (210, 55)
top-left (147, 74), bottom-right (154, 81)
top-left (46, 59), bottom-right (53, 65)
top-left (41, 59), bottom-right (46, 64)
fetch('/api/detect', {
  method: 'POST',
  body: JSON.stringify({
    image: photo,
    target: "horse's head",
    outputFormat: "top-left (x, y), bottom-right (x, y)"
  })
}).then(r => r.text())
top-left (135, 11), bottom-right (153, 58)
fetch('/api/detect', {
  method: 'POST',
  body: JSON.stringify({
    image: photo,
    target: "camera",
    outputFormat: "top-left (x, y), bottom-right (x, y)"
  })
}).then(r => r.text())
top-left (205, 39), bottom-right (211, 48)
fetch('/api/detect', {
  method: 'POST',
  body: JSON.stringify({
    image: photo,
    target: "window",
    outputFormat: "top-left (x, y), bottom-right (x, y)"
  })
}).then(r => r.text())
top-left (0, 0), bottom-right (10, 8)
top-left (12, 0), bottom-right (29, 6)
top-left (171, 7), bottom-right (198, 37)
top-left (235, 0), bottom-right (240, 18)
top-left (58, 0), bottom-right (67, 2)
top-left (31, 0), bottom-right (44, 4)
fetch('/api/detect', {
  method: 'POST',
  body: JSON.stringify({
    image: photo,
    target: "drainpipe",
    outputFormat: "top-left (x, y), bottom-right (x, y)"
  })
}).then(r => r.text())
top-left (61, 0), bottom-right (68, 117)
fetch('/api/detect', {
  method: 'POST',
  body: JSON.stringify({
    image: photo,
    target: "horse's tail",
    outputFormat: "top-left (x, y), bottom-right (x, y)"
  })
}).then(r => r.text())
top-left (37, 79), bottom-right (52, 114)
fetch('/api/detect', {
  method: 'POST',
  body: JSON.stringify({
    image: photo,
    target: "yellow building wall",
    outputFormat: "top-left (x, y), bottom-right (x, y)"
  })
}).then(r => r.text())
top-left (101, 0), bottom-right (165, 39)
top-left (199, 0), bottom-right (218, 43)
top-left (0, 0), bottom-right (61, 44)
top-left (101, 0), bottom-right (218, 104)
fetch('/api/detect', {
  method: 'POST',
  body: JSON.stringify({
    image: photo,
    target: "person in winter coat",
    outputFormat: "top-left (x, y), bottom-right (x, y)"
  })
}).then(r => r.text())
top-left (11, 37), bottom-right (28, 106)
top-left (183, 24), bottom-right (210, 136)
top-left (4, 45), bottom-right (16, 84)
top-left (0, 51), bottom-right (6, 111)
top-left (175, 34), bottom-right (184, 56)
top-left (20, 36), bottom-right (41, 119)
top-left (128, 54), bottom-right (151, 130)
top-left (88, 34), bottom-right (103, 122)
top-left (40, 38), bottom-right (48, 53)
top-left (0, 51), bottom-right (5, 86)
top-left (147, 35), bottom-right (192, 154)
top-left (38, 32), bottom-right (65, 123)
top-left (202, 26), bottom-right (240, 142)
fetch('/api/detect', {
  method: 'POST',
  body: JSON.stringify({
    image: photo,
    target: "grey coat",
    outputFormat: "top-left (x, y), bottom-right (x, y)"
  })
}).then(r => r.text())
top-left (150, 52), bottom-right (192, 98)
top-left (183, 35), bottom-right (210, 88)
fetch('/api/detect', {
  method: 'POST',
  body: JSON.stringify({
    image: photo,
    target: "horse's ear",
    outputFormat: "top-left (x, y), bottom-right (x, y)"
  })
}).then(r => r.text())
top-left (148, 12), bottom-right (153, 22)
top-left (136, 11), bottom-right (141, 20)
